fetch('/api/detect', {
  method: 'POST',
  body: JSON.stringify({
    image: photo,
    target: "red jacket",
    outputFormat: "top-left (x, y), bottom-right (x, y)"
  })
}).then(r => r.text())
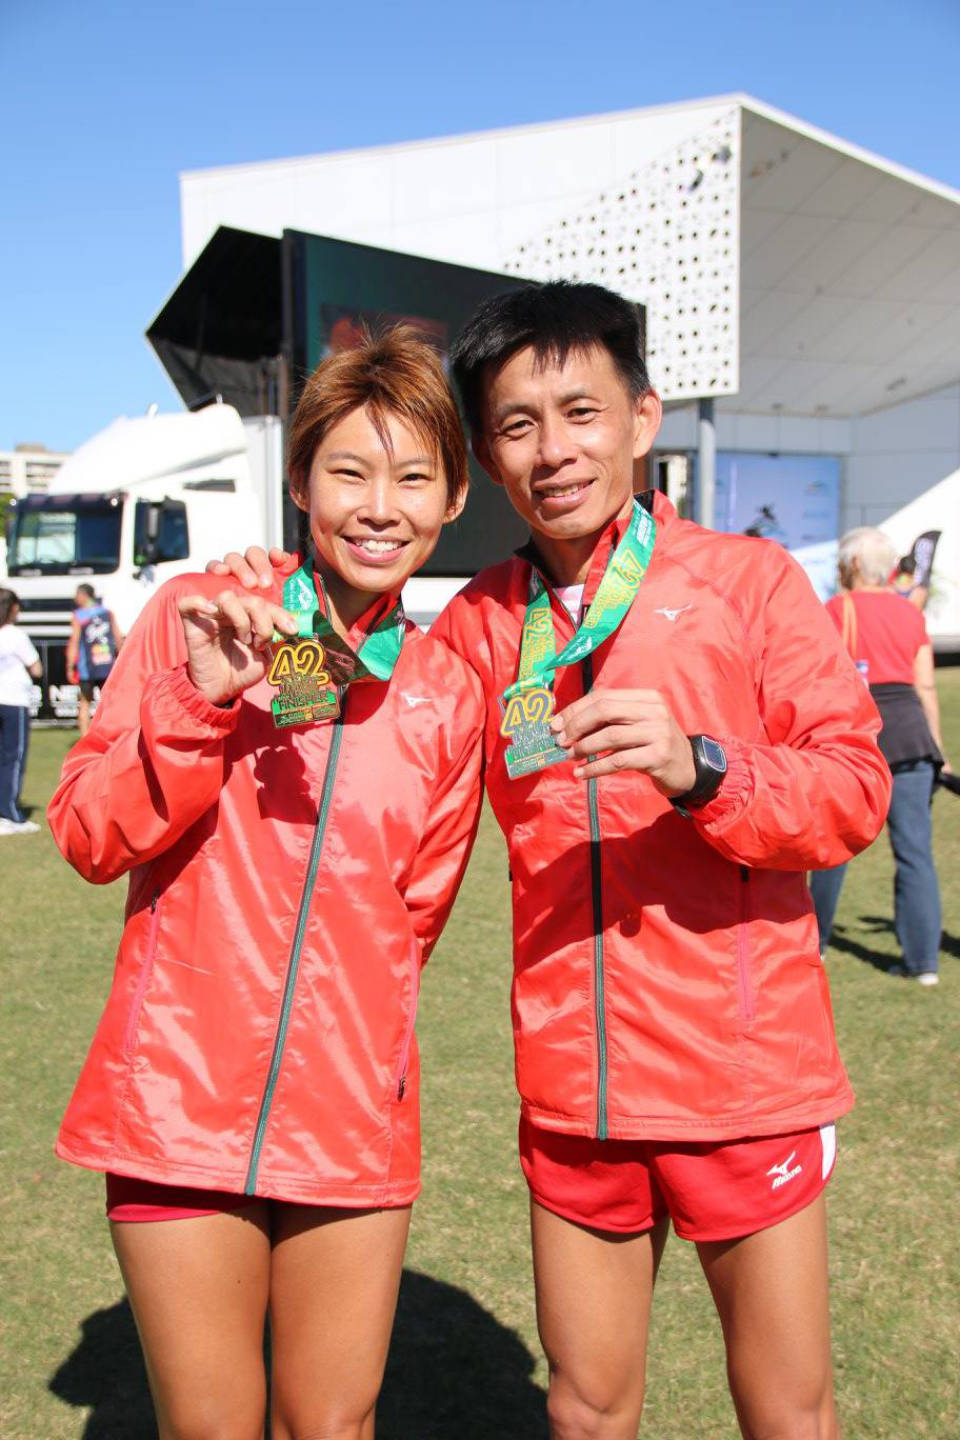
top-left (431, 493), bottom-right (891, 1142)
top-left (49, 571), bottom-right (484, 1205)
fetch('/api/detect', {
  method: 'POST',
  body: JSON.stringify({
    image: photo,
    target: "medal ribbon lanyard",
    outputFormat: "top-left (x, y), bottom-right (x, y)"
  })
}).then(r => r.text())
top-left (282, 558), bottom-right (405, 685)
top-left (502, 500), bottom-right (656, 705)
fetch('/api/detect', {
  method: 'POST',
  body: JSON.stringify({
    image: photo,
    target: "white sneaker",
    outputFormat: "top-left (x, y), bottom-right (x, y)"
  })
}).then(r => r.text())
top-left (888, 964), bottom-right (939, 986)
top-left (0, 818), bottom-right (40, 835)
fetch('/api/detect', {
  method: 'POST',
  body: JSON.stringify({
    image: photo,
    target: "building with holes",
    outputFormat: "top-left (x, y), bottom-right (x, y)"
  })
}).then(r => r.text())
top-left (176, 93), bottom-right (960, 620)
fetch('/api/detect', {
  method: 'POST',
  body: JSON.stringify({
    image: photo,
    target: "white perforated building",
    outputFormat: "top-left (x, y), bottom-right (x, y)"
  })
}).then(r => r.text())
top-left (178, 94), bottom-right (960, 610)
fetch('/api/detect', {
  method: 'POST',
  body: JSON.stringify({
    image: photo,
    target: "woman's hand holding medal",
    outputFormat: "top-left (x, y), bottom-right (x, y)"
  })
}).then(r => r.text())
top-left (178, 590), bottom-right (298, 707)
top-left (550, 686), bottom-right (697, 794)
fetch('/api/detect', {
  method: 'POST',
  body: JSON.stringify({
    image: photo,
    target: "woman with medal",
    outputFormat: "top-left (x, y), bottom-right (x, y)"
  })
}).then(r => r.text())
top-left (47, 329), bottom-right (484, 1440)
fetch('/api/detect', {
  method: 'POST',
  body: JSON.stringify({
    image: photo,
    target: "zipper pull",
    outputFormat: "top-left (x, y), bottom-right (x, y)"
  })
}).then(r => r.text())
top-left (397, 1075), bottom-right (406, 1102)
top-left (740, 864), bottom-right (749, 882)
top-left (150, 891), bottom-right (159, 911)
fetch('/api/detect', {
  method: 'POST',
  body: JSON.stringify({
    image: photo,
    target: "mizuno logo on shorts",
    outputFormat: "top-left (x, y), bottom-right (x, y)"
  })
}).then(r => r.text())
top-left (766, 1151), bottom-right (803, 1189)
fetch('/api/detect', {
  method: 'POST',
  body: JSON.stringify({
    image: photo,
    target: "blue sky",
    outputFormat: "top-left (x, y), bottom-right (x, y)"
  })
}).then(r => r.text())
top-left (2, 0), bottom-right (958, 452)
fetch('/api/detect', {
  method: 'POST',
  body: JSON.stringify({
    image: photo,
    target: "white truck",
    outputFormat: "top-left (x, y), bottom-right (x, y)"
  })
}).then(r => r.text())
top-left (4, 401), bottom-right (284, 719)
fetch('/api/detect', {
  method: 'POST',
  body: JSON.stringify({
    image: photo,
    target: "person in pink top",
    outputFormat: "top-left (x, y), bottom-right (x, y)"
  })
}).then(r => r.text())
top-left (810, 527), bottom-right (949, 983)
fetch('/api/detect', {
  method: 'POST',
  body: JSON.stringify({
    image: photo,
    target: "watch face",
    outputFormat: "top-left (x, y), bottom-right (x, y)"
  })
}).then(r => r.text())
top-left (701, 738), bottom-right (727, 773)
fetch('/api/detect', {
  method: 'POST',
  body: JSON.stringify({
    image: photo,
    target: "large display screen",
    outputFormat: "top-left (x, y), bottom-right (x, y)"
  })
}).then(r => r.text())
top-left (286, 230), bottom-right (535, 575)
top-left (714, 451), bottom-right (841, 600)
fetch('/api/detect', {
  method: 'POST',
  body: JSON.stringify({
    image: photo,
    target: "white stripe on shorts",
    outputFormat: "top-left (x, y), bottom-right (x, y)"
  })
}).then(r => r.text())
top-left (819, 1123), bottom-right (837, 1181)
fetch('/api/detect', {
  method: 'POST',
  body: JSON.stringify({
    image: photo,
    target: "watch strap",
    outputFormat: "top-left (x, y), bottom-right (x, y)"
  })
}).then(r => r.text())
top-left (670, 734), bottom-right (726, 814)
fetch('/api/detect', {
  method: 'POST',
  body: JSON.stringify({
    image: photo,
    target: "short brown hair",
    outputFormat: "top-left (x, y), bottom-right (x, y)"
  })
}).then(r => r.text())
top-left (287, 326), bottom-right (469, 506)
top-left (0, 589), bottom-right (19, 627)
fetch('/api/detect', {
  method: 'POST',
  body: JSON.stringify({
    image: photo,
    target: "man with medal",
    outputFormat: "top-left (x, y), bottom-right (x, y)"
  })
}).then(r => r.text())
top-left (215, 282), bottom-right (891, 1440)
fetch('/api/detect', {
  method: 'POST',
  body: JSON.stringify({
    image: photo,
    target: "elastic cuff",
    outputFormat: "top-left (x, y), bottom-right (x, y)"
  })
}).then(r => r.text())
top-left (145, 664), bottom-right (244, 734)
top-left (690, 737), bottom-right (753, 829)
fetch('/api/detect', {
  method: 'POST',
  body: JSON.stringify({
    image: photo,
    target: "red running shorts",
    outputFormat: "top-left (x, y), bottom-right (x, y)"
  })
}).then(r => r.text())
top-left (106, 1172), bottom-right (255, 1223)
top-left (519, 1116), bottom-right (837, 1242)
top-left (104, 1173), bottom-right (412, 1222)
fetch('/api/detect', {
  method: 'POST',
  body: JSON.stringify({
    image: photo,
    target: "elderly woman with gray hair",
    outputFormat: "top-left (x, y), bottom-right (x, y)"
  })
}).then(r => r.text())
top-left (810, 527), bottom-right (948, 984)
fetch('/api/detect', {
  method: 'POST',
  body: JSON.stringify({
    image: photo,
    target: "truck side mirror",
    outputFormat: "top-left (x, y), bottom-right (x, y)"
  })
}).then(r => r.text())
top-left (134, 499), bottom-right (188, 569)
top-left (157, 499), bottom-right (189, 562)
top-left (134, 501), bottom-right (163, 571)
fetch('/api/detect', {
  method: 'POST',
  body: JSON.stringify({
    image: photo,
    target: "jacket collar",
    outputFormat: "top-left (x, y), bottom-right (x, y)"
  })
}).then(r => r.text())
top-left (516, 489), bottom-right (677, 611)
top-left (310, 565), bottom-right (402, 647)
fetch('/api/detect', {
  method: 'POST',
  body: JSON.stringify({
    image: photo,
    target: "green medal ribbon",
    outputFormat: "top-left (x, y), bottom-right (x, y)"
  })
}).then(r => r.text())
top-left (281, 559), bottom-right (405, 685)
top-left (500, 501), bottom-right (656, 779)
top-left (267, 560), bottom-right (405, 728)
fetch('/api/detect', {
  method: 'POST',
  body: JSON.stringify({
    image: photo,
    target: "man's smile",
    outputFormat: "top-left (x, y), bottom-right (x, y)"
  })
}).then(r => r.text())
top-left (533, 477), bottom-right (596, 514)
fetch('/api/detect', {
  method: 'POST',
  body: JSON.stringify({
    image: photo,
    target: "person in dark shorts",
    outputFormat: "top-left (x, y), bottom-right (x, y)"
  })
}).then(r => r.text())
top-left (66, 583), bottom-right (123, 736)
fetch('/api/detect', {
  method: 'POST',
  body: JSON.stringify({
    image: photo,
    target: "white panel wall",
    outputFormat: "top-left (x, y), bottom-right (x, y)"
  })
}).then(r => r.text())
top-left (845, 383), bottom-right (960, 529)
top-left (656, 406), bottom-right (850, 455)
top-left (658, 387), bottom-right (960, 536)
top-left (179, 100), bottom-right (732, 270)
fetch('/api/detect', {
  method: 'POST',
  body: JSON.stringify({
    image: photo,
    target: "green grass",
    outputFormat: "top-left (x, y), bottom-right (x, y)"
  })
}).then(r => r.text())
top-left (2, 674), bottom-right (958, 1437)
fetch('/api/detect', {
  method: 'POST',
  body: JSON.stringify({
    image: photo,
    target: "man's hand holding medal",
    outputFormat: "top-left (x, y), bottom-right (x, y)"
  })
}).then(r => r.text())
top-left (550, 686), bottom-right (697, 794)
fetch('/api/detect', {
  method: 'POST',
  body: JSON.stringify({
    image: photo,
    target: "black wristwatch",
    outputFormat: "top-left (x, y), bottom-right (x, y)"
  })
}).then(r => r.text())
top-left (670, 735), bottom-right (727, 816)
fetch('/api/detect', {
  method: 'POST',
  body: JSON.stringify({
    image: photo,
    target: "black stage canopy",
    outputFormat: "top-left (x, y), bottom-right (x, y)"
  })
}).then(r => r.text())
top-left (147, 227), bottom-right (283, 416)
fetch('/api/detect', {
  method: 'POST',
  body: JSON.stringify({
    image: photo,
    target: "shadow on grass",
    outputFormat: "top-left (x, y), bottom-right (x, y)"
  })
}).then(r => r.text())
top-left (48, 1297), bottom-right (153, 1438)
top-left (828, 925), bottom-right (897, 973)
top-left (829, 913), bottom-right (959, 971)
top-left (48, 1270), bottom-right (548, 1439)
top-left (380, 1270), bottom-right (547, 1438)
top-left (855, 914), bottom-right (960, 961)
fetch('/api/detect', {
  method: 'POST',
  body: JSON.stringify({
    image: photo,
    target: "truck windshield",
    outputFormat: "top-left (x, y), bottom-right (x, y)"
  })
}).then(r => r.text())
top-left (6, 495), bottom-right (122, 575)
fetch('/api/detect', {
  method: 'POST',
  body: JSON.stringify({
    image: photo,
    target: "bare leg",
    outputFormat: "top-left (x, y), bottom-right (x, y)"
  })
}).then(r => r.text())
top-left (77, 695), bottom-right (91, 738)
top-left (111, 1203), bottom-right (271, 1440)
top-left (697, 1194), bottom-right (839, 1440)
top-left (269, 1204), bottom-right (411, 1440)
top-left (531, 1200), bottom-right (669, 1439)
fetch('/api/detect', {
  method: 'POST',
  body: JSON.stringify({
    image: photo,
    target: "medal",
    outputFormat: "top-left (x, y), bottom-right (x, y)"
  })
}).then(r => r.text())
top-left (267, 636), bottom-right (341, 727)
top-left (500, 684), bottom-right (566, 779)
top-left (267, 560), bottom-right (405, 729)
top-left (501, 500), bottom-right (656, 781)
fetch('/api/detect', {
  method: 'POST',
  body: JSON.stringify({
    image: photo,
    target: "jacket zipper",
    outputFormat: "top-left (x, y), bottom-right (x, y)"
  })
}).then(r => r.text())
top-left (583, 654), bottom-right (608, 1140)
top-left (737, 864), bottom-right (755, 1022)
top-left (123, 890), bottom-right (161, 1058)
top-left (244, 711), bottom-right (346, 1195)
top-left (394, 945), bottom-right (421, 1102)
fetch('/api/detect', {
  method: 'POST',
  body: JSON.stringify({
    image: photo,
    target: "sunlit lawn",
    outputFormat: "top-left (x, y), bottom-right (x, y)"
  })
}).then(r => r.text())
top-left (2, 672), bottom-right (958, 1436)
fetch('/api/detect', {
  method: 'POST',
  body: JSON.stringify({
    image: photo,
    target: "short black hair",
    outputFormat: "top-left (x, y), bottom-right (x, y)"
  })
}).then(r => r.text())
top-left (451, 280), bottom-right (650, 438)
top-left (75, 583), bottom-right (96, 601)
